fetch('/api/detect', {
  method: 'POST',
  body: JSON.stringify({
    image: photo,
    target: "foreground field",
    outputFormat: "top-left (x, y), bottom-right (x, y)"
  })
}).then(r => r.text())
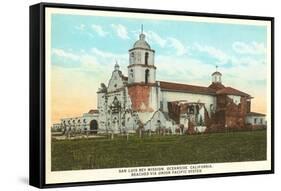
top-left (51, 130), bottom-right (266, 171)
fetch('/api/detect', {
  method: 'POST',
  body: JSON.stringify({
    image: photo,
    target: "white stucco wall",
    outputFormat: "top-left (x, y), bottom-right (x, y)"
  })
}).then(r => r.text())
top-left (97, 92), bottom-right (107, 130)
top-left (61, 114), bottom-right (98, 132)
top-left (129, 65), bottom-right (156, 83)
top-left (148, 86), bottom-right (160, 111)
top-left (149, 68), bottom-right (156, 83)
top-left (107, 70), bottom-right (125, 92)
top-left (180, 115), bottom-right (189, 128)
top-left (161, 91), bottom-right (216, 114)
top-left (128, 68), bottom-right (134, 83)
top-left (97, 92), bottom-right (105, 109)
top-left (246, 116), bottom-right (266, 125)
top-left (144, 110), bottom-right (171, 131)
top-left (199, 106), bottom-right (205, 123)
top-left (129, 49), bottom-right (155, 66)
top-left (124, 112), bottom-right (138, 132)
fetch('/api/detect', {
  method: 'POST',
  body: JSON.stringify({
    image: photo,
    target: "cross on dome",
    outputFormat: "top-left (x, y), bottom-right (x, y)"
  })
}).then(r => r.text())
top-left (139, 24), bottom-right (145, 40)
top-left (212, 65), bottom-right (222, 76)
top-left (133, 24), bottom-right (151, 49)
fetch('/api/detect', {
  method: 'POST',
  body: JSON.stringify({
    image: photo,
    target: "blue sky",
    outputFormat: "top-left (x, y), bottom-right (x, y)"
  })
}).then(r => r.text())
top-left (52, 14), bottom-right (267, 58)
top-left (50, 13), bottom-right (268, 122)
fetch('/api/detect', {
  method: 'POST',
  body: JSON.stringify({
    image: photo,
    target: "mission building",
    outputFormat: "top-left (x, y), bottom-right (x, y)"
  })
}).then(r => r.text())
top-left (54, 30), bottom-right (266, 134)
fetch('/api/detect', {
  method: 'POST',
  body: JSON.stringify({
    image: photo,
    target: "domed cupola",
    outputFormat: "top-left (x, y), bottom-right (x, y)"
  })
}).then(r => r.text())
top-left (209, 66), bottom-right (225, 90)
top-left (133, 33), bottom-right (151, 49)
top-left (212, 71), bottom-right (222, 83)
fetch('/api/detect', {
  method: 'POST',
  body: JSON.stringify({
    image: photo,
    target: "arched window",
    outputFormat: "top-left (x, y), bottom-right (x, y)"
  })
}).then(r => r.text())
top-left (145, 69), bottom-right (149, 84)
top-left (130, 69), bottom-right (134, 78)
top-left (145, 52), bottom-right (149, 65)
top-left (130, 52), bottom-right (135, 64)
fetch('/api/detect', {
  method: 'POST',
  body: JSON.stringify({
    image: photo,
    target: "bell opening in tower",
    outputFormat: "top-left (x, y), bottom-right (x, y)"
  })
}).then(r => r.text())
top-left (145, 69), bottom-right (149, 84)
top-left (145, 52), bottom-right (149, 65)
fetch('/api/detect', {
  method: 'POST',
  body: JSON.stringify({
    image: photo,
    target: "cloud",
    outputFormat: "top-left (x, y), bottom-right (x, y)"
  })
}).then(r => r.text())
top-left (221, 57), bottom-right (267, 100)
top-left (142, 31), bottom-right (187, 55)
top-left (74, 24), bottom-right (94, 38)
top-left (194, 43), bottom-right (229, 64)
top-left (91, 24), bottom-right (108, 37)
top-left (167, 37), bottom-right (188, 56)
top-left (131, 30), bottom-right (188, 56)
top-left (232, 41), bottom-right (266, 55)
top-left (91, 47), bottom-right (121, 58)
top-left (191, 43), bottom-right (267, 86)
top-left (146, 31), bottom-right (167, 48)
top-left (75, 24), bottom-right (85, 31)
top-left (111, 24), bottom-right (129, 39)
top-left (52, 48), bottom-right (79, 61)
top-left (156, 54), bottom-right (213, 86)
top-left (52, 47), bottom-right (128, 76)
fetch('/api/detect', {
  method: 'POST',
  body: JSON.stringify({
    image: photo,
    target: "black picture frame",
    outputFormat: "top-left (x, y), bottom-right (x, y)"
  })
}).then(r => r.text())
top-left (29, 2), bottom-right (274, 189)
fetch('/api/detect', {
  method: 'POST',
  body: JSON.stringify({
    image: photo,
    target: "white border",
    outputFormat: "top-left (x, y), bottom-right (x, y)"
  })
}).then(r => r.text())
top-left (45, 7), bottom-right (272, 184)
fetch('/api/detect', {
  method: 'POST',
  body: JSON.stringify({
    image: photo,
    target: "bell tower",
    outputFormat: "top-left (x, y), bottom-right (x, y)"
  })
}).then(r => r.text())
top-left (127, 26), bottom-right (158, 112)
top-left (128, 25), bottom-right (156, 85)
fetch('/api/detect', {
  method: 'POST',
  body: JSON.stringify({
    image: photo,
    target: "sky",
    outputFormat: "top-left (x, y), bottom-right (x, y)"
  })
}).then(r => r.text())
top-left (50, 13), bottom-right (268, 123)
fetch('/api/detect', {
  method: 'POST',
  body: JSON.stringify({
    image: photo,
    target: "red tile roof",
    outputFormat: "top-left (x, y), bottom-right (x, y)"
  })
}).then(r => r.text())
top-left (159, 81), bottom-right (216, 95)
top-left (208, 82), bottom-right (225, 90)
top-left (158, 81), bottom-right (250, 97)
top-left (216, 87), bottom-right (250, 97)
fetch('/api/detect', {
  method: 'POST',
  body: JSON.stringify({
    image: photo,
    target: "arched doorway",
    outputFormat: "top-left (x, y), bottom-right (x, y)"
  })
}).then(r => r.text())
top-left (90, 120), bottom-right (98, 134)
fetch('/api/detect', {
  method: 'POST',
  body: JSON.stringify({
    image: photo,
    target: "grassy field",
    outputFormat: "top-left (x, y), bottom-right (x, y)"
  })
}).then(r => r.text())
top-left (51, 130), bottom-right (266, 171)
